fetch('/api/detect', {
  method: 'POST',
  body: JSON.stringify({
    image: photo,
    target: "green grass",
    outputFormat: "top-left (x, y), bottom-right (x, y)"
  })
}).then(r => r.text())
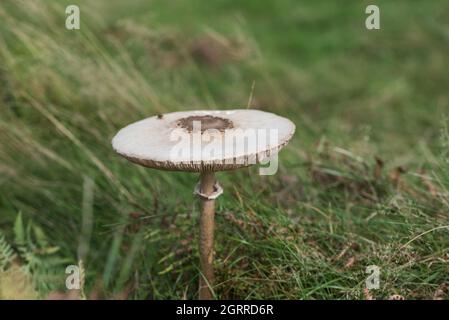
top-left (1, 0), bottom-right (449, 299)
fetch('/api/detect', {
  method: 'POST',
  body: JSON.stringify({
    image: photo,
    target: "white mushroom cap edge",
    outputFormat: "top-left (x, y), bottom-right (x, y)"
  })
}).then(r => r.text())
top-left (112, 109), bottom-right (295, 172)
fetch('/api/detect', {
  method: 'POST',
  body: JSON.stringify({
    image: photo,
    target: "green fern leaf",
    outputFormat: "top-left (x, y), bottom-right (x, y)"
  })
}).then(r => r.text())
top-left (0, 232), bottom-right (16, 271)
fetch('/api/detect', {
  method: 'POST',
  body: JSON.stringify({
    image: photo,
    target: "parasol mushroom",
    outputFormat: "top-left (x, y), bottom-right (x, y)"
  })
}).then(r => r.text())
top-left (112, 109), bottom-right (295, 299)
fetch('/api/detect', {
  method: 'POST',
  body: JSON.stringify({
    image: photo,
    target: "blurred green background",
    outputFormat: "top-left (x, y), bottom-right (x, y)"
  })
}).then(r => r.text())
top-left (0, 0), bottom-right (448, 299)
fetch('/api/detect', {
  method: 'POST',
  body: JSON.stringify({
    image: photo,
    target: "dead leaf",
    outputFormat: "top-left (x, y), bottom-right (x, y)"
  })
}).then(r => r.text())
top-left (363, 288), bottom-right (375, 300)
top-left (388, 294), bottom-right (405, 300)
top-left (344, 256), bottom-right (356, 269)
top-left (433, 282), bottom-right (449, 300)
top-left (46, 290), bottom-right (81, 300)
top-left (389, 166), bottom-right (406, 187)
top-left (419, 169), bottom-right (439, 198)
top-left (374, 156), bottom-right (384, 179)
top-left (0, 264), bottom-right (38, 300)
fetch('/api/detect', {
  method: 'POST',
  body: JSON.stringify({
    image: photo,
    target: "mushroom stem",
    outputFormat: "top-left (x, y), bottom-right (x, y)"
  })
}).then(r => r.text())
top-left (198, 171), bottom-right (216, 300)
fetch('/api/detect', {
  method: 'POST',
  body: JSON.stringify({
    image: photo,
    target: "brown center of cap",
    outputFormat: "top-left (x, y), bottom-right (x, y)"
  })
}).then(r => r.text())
top-left (176, 115), bottom-right (234, 133)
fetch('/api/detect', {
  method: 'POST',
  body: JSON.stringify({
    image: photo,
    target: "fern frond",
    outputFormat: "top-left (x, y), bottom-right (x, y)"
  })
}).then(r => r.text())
top-left (0, 232), bottom-right (16, 271)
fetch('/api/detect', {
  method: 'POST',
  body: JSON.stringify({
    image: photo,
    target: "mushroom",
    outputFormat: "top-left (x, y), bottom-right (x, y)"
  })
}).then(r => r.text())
top-left (112, 109), bottom-right (295, 299)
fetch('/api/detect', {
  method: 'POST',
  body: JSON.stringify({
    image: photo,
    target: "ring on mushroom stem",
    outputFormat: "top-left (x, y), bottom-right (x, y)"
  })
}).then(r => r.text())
top-left (194, 180), bottom-right (223, 200)
top-left (112, 109), bottom-right (295, 299)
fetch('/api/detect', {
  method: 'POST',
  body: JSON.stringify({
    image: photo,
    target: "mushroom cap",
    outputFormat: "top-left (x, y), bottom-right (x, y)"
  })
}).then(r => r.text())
top-left (112, 109), bottom-right (295, 172)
